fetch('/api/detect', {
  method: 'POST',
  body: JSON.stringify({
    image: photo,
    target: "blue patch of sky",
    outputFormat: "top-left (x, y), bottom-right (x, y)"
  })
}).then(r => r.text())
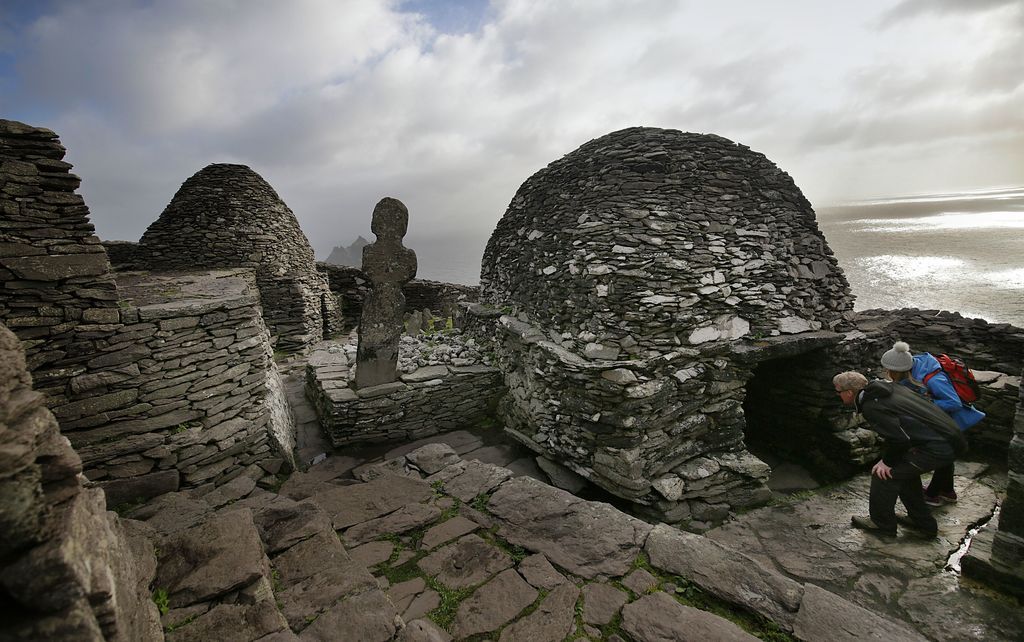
top-left (400, 0), bottom-right (491, 34)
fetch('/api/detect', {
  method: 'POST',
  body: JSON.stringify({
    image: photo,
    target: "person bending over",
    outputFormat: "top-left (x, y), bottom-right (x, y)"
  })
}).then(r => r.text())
top-left (832, 371), bottom-right (966, 537)
top-left (880, 341), bottom-right (984, 505)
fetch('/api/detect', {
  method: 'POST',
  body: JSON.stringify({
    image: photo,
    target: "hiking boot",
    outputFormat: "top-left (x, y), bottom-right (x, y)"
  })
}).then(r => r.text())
top-left (923, 488), bottom-right (957, 507)
top-left (851, 515), bottom-right (896, 536)
top-left (895, 515), bottom-right (938, 539)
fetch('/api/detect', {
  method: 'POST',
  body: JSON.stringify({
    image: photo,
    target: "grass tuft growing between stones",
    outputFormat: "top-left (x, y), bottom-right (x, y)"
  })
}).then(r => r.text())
top-left (424, 576), bottom-right (475, 631)
top-left (627, 553), bottom-right (795, 641)
top-left (151, 587), bottom-right (169, 616)
top-left (482, 527), bottom-right (527, 563)
top-left (470, 491), bottom-right (494, 513)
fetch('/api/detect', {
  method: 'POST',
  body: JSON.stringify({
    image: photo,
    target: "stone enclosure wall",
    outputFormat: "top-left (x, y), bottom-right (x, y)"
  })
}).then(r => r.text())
top-left (0, 321), bottom-right (162, 641)
top-left (318, 262), bottom-right (479, 329)
top-left (1, 120), bottom-right (296, 509)
top-left (136, 163), bottom-right (341, 352)
top-left (305, 341), bottom-right (501, 447)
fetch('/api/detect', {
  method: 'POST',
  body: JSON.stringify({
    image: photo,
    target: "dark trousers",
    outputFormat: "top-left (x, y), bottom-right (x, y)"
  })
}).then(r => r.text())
top-left (869, 448), bottom-right (953, 532)
top-left (925, 463), bottom-right (955, 495)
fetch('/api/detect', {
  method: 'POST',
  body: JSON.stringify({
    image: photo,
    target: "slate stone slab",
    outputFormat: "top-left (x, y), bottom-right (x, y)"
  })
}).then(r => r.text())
top-left (165, 599), bottom-right (288, 642)
top-left (395, 619), bottom-right (452, 642)
top-left (313, 474), bottom-right (433, 529)
top-left (387, 577), bottom-right (427, 614)
top-left (517, 553), bottom-right (567, 591)
top-left (442, 459), bottom-right (513, 502)
top-left (498, 582), bottom-right (580, 642)
top-left (98, 469), bottom-right (180, 507)
top-left (794, 583), bottom-right (927, 641)
top-left (487, 476), bottom-right (652, 579)
top-left (645, 523), bottom-right (803, 627)
top-left (417, 534), bottom-right (513, 589)
top-left (421, 515), bottom-right (479, 550)
top-left (622, 568), bottom-right (659, 595)
top-left (248, 497), bottom-right (335, 555)
top-left (582, 582), bottom-right (629, 626)
top-left (343, 503), bottom-right (441, 547)
top-left (451, 568), bottom-right (538, 639)
top-left (621, 592), bottom-right (760, 642)
top-left (405, 443), bottom-right (462, 475)
top-left (298, 589), bottom-right (399, 641)
top-left (156, 508), bottom-right (270, 607)
top-left (273, 531), bottom-right (378, 630)
top-left (535, 456), bottom-right (588, 493)
top-left (403, 589), bottom-right (440, 621)
top-left (349, 541), bottom-right (394, 568)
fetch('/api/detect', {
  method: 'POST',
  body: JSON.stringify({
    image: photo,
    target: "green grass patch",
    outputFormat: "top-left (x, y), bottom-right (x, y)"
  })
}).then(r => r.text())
top-left (470, 491), bottom-right (493, 514)
top-left (425, 576), bottom-right (476, 631)
top-left (163, 614), bottom-right (196, 633)
top-left (438, 497), bottom-right (462, 521)
top-left (152, 587), bottom-right (169, 616)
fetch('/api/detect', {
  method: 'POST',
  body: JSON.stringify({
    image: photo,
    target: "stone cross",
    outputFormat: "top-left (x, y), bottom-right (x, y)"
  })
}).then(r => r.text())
top-left (355, 197), bottom-right (417, 388)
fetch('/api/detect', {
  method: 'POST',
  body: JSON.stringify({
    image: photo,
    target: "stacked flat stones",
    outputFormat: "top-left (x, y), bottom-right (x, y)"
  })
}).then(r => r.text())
top-left (481, 127), bottom-right (852, 356)
top-left (473, 127), bottom-right (855, 526)
top-left (138, 164), bottom-right (340, 351)
top-left (0, 119), bottom-right (121, 403)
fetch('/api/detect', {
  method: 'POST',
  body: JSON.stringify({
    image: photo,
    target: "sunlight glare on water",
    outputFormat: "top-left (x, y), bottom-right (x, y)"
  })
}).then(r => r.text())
top-left (849, 212), bottom-right (1024, 233)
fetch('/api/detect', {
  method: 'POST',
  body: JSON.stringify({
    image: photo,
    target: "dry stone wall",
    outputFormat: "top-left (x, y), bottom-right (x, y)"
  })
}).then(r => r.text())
top-left (70, 269), bottom-right (295, 506)
top-left (0, 119), bottom-right (122, 405)
top-left (481, 127), bottom-right (853, 358)
top-left (0, 321), bottom-right (162, 641)
top-left (136, 163), bottom-right (341, 352)
top-left (319, 262), bottom-right (479, 329)
top-left (305, 341), bottom-right (501, 446)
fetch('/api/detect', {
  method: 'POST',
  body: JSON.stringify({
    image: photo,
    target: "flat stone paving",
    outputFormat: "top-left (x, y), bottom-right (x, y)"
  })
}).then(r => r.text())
top-left (706, 461), bottom-right (1024, 641)
top-left (270, 354), bottom-right (1023, 641)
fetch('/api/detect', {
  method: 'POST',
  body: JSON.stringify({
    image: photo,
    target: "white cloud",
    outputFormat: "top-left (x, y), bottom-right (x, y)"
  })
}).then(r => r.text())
top-left (2, 0), bottom-right (1022, 281)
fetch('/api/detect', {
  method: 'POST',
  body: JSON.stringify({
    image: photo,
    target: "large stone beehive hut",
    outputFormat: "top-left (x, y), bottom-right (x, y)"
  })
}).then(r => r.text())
top-left (138, 163), bottom-right (339, 351)
top-left (474, 127), bottom-right (857, 526)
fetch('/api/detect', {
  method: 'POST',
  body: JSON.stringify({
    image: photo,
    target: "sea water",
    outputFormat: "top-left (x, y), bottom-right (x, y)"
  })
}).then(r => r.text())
top-left (818, 187), bottom-right (1024, 327)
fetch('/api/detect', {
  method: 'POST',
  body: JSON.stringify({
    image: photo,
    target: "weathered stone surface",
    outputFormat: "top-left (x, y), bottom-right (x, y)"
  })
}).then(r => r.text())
top-left (517, 553), bottom-right (567, 591)
top-left (499, 582), bottom-right (580, 642)
top-left (349, 541), bottom-right (395, 568)
top-left (395, 619), bottom-right (452, 642)
top-left (343, 502), bottom-right (441, 547)
top-left (298, 589), bottom-right (399, 641)
top-left (421, 515), bottom-right (479, 550)
top-left (794, 583), bottom-right (927, 641)
top-left (403, 589), bottom-right (441, 621)
top-left (417, 533), bottom-right (513, 589)
top-left (622, 568), bottom-right (659, 595)
top-left (387, 577), bottom-right (427, 614)
top-left (451, 568), bottom-right (537, 639)
top-left (488, 477), bottom-right (652, 579)
top-left (645, 523), bottom-right (802, 627)
top-left (441, 459), bottom-right (513, 502)
top-left (156, 508), bottom-right (270, 607)
top-left (355, 197), bottom-right (417, 388)
top-left (273, 531), bottom-right (378, 630)
top-left (581, 582), bottom-right (629, 626)
top-left (535, 456), bottom-right (588, 493)
top-left (249, 497), bottom-right (334, 554)
top-left (166, 599), bottom-right (288, 642)
top-left (405, 443), bottom-right (462, 475)
top-left (98, 469), bottom-right (180, 507)
top-left (621, 592), bottom-right (759, 642)
top-left (312, 474), bottom-right (433, 529)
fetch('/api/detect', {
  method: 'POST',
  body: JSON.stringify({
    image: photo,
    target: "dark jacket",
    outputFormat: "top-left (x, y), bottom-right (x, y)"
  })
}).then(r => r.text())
top-left (856, 380), bottom-right (966, 466)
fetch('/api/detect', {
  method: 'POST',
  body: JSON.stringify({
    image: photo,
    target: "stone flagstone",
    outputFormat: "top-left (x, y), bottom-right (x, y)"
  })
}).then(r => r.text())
top-left (451, 569), bottom-right (537, 639)
top-left (498, 582), bottom-right (580, 642)
top-left (621, 592), bottom-right (760, 642)
top-left (417, 534), bottom-right (513, 589)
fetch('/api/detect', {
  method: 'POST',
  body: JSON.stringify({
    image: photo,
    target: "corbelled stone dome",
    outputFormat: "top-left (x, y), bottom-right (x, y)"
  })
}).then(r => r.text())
top-left (139, 163), bottom-right (339, 350)
top-left (140, 163), bottom-right (316, 274)
top-left (481, 127), bottom-right (853, 357)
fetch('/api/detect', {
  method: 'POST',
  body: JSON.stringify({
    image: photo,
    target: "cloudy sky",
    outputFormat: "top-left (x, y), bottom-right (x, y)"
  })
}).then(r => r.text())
top-left (2, 0), bottom-right (1022, 281)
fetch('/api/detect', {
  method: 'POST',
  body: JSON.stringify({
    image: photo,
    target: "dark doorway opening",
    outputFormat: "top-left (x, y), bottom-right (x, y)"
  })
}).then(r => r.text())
top-left (742, 348), bottom-right (847, 491)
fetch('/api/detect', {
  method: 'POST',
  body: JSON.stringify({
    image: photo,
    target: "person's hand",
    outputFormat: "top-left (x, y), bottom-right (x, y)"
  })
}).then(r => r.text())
top-left (871, 461), bottom-right (893, 480)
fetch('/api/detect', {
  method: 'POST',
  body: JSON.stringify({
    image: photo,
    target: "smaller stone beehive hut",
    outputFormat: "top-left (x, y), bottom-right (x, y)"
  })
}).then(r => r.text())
top-left (475, 127), bottom-right (856, 526)
top-left (138, 164), bottom-right (339, 351)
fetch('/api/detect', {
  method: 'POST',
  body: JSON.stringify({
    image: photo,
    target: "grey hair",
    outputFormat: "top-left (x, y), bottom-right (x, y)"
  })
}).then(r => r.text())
top-left (833, 371), bottom-right (868, 392)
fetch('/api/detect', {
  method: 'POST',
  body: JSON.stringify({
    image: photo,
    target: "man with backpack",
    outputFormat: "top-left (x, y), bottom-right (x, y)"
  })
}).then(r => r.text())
top-left (833, 371), bottom-right (966, 537)
top-left (880, 341), bottom-right (985, 506)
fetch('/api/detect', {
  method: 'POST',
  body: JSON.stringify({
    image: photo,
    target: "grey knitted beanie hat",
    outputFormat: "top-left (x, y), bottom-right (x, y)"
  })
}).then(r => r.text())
top-left (881, 341), bottom-right (914, 372)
